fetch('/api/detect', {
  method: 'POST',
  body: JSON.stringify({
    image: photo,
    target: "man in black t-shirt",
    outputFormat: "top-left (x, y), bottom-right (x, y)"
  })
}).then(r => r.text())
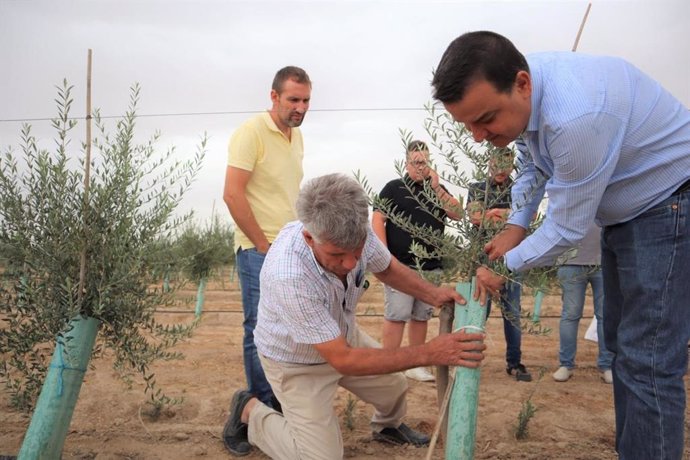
top-left (372, 140), bottom-right (462, 382)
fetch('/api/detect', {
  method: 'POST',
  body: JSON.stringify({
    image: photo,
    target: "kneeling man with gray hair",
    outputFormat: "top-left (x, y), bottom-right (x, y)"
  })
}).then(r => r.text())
top-left (223, 173), bottom-right (486, 459)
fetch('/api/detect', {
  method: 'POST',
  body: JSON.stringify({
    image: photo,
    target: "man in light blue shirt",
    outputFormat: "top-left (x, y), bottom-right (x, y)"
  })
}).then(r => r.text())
top-left (432, 31), bottom-right (690, 460)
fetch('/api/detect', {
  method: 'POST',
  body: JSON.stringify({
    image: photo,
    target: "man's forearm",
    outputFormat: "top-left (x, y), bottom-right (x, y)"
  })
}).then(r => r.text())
top-left (335, 343), bottom-right (430, 376)
top-left (320, 331), bottom-right (485, 376)
top-left (433, 185), bottom-right (463, 220)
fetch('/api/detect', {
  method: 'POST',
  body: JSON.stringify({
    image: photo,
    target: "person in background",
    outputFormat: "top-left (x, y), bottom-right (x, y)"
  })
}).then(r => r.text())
top-left (223, 173), bottom-right (485, 459)
top-left (222, 66), bottom-right (311, 454)
top-left (552, 222), bottom-right (614, 384)
top-left (372, 140), bottom-right (462, 382)
top-left (467, 148), bottom-right (531, 382)
top-left (432, 30), bottom-right (690, 459)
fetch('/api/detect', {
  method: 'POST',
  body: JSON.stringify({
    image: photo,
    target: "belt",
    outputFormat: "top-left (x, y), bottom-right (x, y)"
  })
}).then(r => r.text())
top-left (672, 178), bottom-right (690, 196)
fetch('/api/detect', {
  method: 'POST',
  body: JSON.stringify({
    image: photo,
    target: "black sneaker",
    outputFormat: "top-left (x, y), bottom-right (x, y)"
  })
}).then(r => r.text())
top-left (372, 423), bottom-right (430, 447)
top-left (222, 390), bottom-right (254, 457)
top-left (507, 363), bottom-right (532, 382)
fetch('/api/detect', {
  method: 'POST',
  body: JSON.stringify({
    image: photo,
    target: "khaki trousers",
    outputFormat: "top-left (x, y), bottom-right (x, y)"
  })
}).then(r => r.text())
top-left (248, 327), bottom-right (408, 459)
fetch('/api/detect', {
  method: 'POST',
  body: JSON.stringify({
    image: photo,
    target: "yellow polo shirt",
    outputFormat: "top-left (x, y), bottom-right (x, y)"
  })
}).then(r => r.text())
top-left (227, 112), bottom-right (304, 251)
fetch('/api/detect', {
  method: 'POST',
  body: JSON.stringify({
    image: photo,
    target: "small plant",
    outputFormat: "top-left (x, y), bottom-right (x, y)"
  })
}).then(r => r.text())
top-left (342, 393), bottom-right (358, 431)
top-left (514, 367), bottom-right (545, 439)
top-left (515, 399), bottom-right (537, 440)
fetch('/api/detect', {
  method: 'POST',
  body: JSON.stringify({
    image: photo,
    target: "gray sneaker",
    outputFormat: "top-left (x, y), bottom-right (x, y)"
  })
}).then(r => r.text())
top-left (552, 366), bottom-right (574, 382)
top-left (601, 369), bottom-right (613, 384)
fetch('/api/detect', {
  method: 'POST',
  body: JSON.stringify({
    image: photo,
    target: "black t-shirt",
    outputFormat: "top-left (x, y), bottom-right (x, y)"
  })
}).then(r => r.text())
top-left (467, 179), bottom-right (512, 210)
top-left (467, 178), bottom-right (513, 241)
top-left (375, 176), bottom-right (448, 270)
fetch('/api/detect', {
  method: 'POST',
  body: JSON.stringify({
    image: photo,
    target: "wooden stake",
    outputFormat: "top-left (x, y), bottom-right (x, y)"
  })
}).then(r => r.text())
top-left (435, 304), bottom-right (453, 443)
top-left (572, 3), bottom-right (592, 52)
top-left (425, 370), bottom-right (456, 460)
top-left (77, 49), bottom-right (93, 305)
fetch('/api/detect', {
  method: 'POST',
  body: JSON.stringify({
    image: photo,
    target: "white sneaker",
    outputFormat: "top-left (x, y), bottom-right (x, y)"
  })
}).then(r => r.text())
top-left (552, 366), bottom-right (573, 382)
top-left (404, 367), bottom-right (435, 382)
top-left (601, 369), bottom-right (613, 384)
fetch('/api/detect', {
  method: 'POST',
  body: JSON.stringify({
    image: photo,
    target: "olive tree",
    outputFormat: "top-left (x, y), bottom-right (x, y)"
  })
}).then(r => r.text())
top-left (0, 81), bottom-right (206, 414)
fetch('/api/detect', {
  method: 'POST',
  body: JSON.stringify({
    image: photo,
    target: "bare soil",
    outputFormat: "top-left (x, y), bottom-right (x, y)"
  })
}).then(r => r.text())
top-left (1, 270), bottom-right (688, 459)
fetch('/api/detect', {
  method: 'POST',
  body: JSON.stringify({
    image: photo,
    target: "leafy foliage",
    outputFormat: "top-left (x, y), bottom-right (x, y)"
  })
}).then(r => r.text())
top-left (0, 80), bottom-right (206, 410)
top-left (342, 393), bottom-right (358, 431)
top-left (174, 213), bottom-right (235, 283)
top-left (357, 103), bottom-right (555, 335)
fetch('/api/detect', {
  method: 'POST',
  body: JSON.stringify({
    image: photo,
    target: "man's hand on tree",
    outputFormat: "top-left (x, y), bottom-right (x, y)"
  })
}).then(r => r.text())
top-left (484, 224), bottom-right (526, 261)
top-left (474, 266), bottom-right (506, 305)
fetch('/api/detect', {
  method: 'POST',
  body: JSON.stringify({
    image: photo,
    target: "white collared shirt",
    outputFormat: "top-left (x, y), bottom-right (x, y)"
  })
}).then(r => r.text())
top-left (254, 221), bottom-right (391, 364)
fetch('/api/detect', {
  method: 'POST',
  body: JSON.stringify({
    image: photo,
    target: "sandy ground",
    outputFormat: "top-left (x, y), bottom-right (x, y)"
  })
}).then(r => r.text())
top-left (1, 270), bottom-right (688, 459)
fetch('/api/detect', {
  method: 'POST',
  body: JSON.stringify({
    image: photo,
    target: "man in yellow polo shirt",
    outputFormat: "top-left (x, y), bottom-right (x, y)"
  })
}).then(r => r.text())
top-left (222, 66), bottom-right (311, 455)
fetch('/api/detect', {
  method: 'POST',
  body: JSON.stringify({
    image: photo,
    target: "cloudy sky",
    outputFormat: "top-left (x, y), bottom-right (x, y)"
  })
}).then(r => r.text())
top-left (2, 0), bottom-right (688, 226)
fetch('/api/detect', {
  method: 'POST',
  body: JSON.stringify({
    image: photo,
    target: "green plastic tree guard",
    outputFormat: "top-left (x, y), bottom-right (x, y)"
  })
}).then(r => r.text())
top-left (18, 315), bottom-right (100, 459)
top-left (533, 289), bottom-right (545, 323)
top-left (195, 277), bottom-right (207, 317)
top-left (163, 271), bottom-right (171, 293)
top-left (446, 277), bottom-right (487, 460)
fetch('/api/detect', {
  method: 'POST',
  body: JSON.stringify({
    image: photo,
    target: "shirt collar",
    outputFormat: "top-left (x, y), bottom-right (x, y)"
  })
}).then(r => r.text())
top-left (261, 111), bottom-right (283, 135)
top-left (525, 66), bottom-right (543, 133)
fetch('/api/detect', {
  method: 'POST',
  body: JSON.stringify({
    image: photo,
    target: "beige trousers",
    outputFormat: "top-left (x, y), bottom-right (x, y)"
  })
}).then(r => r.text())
top-left (248, 327), bottom-right (408, 460)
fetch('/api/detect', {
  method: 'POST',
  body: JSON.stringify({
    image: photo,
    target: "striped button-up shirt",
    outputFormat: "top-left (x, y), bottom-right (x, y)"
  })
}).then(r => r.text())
top-left (254, 221), bottom-right (391, 364)
top-left (507, 51), bottom-right (690, 272)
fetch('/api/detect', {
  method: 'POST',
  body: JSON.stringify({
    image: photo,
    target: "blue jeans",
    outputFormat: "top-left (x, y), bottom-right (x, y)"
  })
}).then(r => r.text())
top-left (557, 265), bottom-right (613, 370)
top-left (486, 280), bottom-right (522, 367)
top-left (236, 247), bottom-right (275, 407)
top-left (601, 190), bottom-right (690, 460)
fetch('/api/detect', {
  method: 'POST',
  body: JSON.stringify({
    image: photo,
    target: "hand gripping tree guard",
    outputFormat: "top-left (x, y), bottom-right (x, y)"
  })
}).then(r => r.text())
top-left (445, 277), bottom-right (487, 460)
top-left (18, 315), bottom-right (100, 459)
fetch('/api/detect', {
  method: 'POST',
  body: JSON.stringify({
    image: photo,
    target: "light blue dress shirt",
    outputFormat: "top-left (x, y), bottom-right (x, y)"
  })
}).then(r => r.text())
top-left (507, 51), bottom-right (690, 272)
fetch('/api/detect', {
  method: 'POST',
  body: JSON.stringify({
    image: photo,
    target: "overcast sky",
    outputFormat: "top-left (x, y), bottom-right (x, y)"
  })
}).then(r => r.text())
top-left (2, 0), bottom-right (689, 227)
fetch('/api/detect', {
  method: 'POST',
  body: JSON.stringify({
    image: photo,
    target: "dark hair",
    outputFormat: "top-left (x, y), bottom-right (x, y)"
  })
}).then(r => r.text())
top-left (432, 31), bottom-right (529, 104)
top-left (406, 140), bottom-right (428, 157)
top-left (272, 66), bottom-right (311, 93)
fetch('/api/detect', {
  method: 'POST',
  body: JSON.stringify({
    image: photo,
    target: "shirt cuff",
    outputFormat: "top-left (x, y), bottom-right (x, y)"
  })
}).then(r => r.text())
top-left (505, 251), bottom-right (521, 272)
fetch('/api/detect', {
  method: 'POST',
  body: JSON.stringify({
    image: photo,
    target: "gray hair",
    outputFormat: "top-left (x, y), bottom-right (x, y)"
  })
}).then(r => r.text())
top-left (296, 173), bottom-right (369, 250)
